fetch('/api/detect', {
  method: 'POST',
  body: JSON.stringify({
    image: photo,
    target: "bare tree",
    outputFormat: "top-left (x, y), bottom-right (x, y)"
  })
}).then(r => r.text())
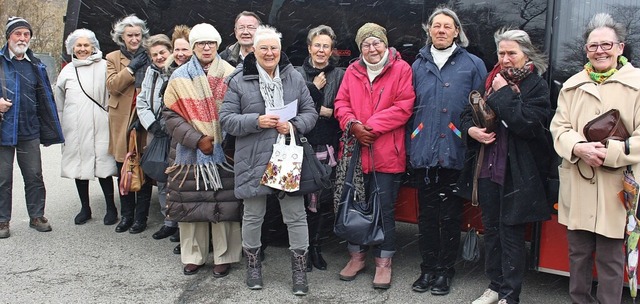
top-left (1, 0), bottom-right (66, 68)
top-left (515, 0), bottom-right (546, 30)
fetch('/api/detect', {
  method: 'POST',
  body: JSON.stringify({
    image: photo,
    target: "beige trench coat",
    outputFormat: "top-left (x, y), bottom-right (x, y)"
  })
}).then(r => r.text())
top-left (106, 50), bottom-right (141, 163)
top-left (550, 64), bottom-right (640, 239)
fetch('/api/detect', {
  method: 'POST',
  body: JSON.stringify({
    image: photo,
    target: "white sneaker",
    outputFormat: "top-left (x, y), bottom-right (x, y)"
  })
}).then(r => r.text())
top-left (497, 300), bottom-right (507, 304)
top-left (472, 288), bottom-right (499, 304)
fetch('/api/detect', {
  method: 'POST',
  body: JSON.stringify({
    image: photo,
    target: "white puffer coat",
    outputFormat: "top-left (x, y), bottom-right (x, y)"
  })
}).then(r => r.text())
top-left (55, 51), bottom-right (117, 179)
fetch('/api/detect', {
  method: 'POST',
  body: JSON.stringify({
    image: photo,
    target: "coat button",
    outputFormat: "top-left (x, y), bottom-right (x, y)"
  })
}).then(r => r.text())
top-left (451, 61), bottom-right (455, 65)
top-left (440, 133), bottom-right (446, 138)
top-left (595, 110), bottom-right (600, 115)
top-left (442, 108), bottom-right (448, 113)
top-left (444, 83), bottom-right (450, 87)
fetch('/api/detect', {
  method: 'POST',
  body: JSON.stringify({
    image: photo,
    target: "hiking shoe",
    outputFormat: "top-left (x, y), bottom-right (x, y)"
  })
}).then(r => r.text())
top-left (29, 217), bottom-right (52, 232)
top-left (0, 222), bottom-right (9, 238)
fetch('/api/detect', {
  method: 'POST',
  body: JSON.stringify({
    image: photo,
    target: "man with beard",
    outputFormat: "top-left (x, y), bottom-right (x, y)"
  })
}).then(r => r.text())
top-left (219, 11), bottom-right (262, 66)
top-left (0, 17), bottom-right (64, 238)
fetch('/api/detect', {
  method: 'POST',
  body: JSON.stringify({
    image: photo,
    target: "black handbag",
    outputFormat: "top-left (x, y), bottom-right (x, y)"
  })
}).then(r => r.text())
top-left (287, 136), bottom-right (333, 196)
top-left (333, 144), bottom-right (385, 246)
top-left (140, 134), bottom-right (169, 182)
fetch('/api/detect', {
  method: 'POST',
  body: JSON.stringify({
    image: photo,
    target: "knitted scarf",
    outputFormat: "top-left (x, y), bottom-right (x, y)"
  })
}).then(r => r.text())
top-left (163, 55), bottom-right (234, 190)
top-left (584, 55), bottom-right (628, 83)
top-left (257, 64), bottom-right (284, 109)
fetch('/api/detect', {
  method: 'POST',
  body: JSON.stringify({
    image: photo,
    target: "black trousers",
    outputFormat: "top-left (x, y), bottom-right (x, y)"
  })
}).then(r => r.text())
top-left (478, 178), bottom-right (526, 304)
top-left (416, 167), bottom-right (463, 278)
top-left (115, 162), bottom-right (152, 223)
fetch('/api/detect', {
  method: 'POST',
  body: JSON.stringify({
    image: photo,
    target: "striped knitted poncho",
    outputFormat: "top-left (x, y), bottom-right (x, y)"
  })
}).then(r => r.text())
top-left (163, 54), bottom-right (235, 190)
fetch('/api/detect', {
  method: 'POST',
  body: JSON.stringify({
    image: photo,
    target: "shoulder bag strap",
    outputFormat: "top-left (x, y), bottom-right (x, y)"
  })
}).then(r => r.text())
top-left (75, 67), bottom-right (107, 112)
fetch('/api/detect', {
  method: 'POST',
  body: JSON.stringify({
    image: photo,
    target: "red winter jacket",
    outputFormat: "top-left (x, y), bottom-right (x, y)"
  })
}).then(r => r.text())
top-left (334, 48), bottom-right (415, 174)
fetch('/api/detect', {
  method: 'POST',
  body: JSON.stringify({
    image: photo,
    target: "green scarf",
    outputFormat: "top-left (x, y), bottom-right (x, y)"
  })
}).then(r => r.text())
top-left (584, 55), bottom-right (628, 83)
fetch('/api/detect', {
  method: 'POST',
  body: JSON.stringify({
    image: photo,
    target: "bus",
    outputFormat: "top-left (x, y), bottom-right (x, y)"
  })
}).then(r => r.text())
top-left (62, 0), bottom-right (640, 278)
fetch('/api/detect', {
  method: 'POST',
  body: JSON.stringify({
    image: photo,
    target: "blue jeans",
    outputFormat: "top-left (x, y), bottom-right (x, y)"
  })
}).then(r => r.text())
top-left (348, 172), bottom-right (402, 258)
top-left (0, 139), bottom-right (46, 222)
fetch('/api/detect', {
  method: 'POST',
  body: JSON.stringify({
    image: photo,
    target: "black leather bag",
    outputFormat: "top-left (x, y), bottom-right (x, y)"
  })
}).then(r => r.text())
top-left (334, 145), bottom-right (385, 246)
top-left (140, 135), bottom-right (169, 182)
top-left (288, 136), bottom-right (333, 196)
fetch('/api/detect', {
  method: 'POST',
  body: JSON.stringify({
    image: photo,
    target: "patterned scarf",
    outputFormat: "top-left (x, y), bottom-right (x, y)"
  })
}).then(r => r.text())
top-left (484, 61), bottom-right (535, 96)
top-left (333, 121), bottom-right (365, 212)
top-left (257, 64), bottom-right (284, 109)
top-left (163, 55), bottom-right (235, 190)
top-left (584, 55), bottom-right (628, 83)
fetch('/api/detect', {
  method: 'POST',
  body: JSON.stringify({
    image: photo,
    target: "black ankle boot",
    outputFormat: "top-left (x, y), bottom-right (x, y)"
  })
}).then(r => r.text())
top-left (74, 205), bottom-right (91, 225)
top-left (310, 245), bottom-right (327, 270)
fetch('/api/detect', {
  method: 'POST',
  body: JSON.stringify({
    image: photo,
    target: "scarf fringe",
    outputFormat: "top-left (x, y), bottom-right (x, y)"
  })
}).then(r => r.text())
top-left (167, 162), bottom-right (224, 191)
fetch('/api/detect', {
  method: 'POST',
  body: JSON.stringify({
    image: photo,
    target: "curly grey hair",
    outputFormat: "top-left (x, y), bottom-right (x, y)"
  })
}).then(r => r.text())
top-left (253, 25), bottom-right (282, 48)
top-left (65, 28), bottom-right (100, 55)
top-left (583, 13), bottom-right (626, 43)
top-left (494, 28), bottom-right (548, 75)
top-left (110, 14), bottom-right (150, 47)
top-left (423, 6), bottom-right (469, 48)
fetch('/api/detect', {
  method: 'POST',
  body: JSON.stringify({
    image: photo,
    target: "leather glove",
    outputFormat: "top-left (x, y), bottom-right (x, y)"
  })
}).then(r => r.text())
top-left (128, 52), bottom-right (149, 72)
top-left (148, 121), bottom-right (167, 138)
top-left (197, 135), bottom-right (214, 155)
top-left (350, 123), bottom-right (376, 146)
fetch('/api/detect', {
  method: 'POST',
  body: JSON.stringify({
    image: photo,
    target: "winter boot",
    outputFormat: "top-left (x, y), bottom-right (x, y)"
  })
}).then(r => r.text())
top-left (339, 251), bottom-right (367, 281)
top-left (100, 177), bottom-right (118, 225)
top-left (244, 247), bottom-right (263, 290)
top-left (372, 257), bottom-right (392, 289)
top-left (309, 244), bottom-right (327, 271)
top-left (291, 249), bottom-right (309, 296)
top-left (74, 201), bottom-right (92, 225)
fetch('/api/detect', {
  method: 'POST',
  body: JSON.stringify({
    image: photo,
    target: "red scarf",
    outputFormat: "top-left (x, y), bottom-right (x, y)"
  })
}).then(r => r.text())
top-left (484, 62), bottom-right (534, 97)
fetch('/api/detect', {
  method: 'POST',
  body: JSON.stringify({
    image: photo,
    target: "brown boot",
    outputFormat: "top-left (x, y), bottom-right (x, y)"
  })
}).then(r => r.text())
top-left (339, 251), bottom-right (366, 281)
top-left (372, 257), bottom-right (392, 289)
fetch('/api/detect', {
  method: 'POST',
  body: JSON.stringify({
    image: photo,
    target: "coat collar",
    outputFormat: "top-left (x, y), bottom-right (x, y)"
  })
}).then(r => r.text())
top-left (563, 63), bottom-right (640, 98)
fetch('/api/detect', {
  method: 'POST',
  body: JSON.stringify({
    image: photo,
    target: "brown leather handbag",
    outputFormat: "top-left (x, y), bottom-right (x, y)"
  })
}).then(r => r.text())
top-left (583, 109), bottom-right (630, 144)
top-left (578, 109), bottom-right (630, 180)
top-left (469, 90), bottom-right (497, 133)
top-left (119, 130), bottom-right (145, 195)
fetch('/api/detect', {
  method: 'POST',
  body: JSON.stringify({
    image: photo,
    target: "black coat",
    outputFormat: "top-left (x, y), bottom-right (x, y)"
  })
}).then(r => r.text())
top-left (457, 72), bottom-right (554, 225)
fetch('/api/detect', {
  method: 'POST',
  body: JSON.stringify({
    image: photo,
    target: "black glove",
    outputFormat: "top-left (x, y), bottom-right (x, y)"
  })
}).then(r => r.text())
top-left (128, 52), bottom-right (149, 72)
top-left (148, 121), bottom-right (167, 138)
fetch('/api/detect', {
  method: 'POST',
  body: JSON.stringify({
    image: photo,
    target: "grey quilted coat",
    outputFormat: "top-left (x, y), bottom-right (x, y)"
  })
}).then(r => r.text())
top-left (220, 53), bottom-right (318, 199)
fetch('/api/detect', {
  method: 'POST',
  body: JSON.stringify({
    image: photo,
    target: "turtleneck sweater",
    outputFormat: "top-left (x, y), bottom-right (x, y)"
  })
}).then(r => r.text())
top-left (431, 43), bottom-right (457, 70)
top-left (363, 48), bottom-right (389, 83)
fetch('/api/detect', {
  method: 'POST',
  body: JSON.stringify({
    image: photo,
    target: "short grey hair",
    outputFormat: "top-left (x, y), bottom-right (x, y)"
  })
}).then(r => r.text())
top-left (494, 28), bottom-right (548, 75)
top-left (583, 13), bottom-right (626, 43)
top-left (65, 28), bottom-right (100, 55)
top-left (143, 34), bottom-right (172, 53)
top-left (423, 6), bottom-right (469, 48)
top-left (306, 25), bottom-right (336, 48)
top-left (253, 25), bottom-right (282, 48)
top-left (110, 14), bottom-right (150, 47)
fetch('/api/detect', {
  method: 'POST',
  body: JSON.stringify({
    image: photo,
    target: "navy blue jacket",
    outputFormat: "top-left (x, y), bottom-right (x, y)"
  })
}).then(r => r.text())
top-left (408, 45), bottom-right (486, 170)
top-left (0, 45), bottom-right (63, 146)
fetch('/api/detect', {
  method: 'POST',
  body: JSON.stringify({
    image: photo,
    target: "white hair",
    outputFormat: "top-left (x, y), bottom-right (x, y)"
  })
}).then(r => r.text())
top-left (110, 14), bottom-right (150, 47)
top-left (253, 25), bottom-right (282, 48)
top-left (495, 28), bottom-right (548, 74)
top-left (65, 28), bottom-right (100, 55)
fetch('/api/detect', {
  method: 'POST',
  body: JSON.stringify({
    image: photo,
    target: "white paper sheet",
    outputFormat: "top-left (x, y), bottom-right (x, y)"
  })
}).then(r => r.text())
top-left (266, 99), bottom-right (298, 122)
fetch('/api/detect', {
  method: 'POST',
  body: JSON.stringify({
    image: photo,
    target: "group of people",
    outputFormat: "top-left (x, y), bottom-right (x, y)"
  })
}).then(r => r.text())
top-left (0, 5), bottom-right (638, 304)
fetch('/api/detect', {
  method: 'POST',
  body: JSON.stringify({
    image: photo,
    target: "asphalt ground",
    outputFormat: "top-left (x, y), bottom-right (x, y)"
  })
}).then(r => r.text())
top-left (0, 145), bottom-right (635, 303)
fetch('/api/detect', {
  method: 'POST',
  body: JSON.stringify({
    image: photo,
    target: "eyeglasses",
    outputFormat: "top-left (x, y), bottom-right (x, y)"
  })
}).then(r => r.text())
top-left (195, 41), bottom-right (216, 49)
top-left (585, 41), bottom-right (620, 52)
top-left (361, 40), bottom-right (384, 51)
top-left (235, 25), bottom-right (257, 32)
